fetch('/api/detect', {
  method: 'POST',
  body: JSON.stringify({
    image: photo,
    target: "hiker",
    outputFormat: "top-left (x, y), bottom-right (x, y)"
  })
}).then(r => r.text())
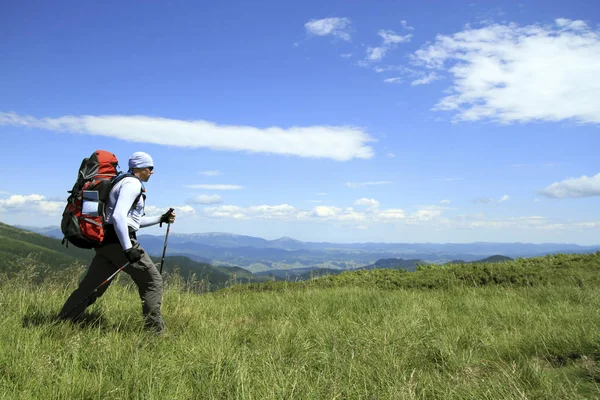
top-left (58, 151), bottom-right (176, 333)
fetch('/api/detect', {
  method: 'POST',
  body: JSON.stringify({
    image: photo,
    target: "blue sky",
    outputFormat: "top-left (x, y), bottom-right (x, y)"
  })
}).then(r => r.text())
top-left (2, 0), bottom-right (600, 244)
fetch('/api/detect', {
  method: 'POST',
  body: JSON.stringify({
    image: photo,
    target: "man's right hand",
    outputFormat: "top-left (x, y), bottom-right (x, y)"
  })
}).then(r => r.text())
top-left (124, 244), bottom-right (144, 263)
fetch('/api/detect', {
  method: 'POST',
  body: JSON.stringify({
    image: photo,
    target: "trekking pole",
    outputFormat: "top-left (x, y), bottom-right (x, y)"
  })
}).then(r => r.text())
top-left (58, 262), bottom-right (130, 321)
top-left (159, 208), bottom-right (174, 274)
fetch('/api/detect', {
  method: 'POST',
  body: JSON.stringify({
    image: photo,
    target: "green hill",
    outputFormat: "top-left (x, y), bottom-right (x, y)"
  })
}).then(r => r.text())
top-left (447, 254), bottom-right (513, 264)
top-left (225, 251), bottom-right (600, 293)
top-left (0, 222), bottom-right (93, 274)
top-left (0, 222), bottom-right (258, 289)
top-left (359, 257), bottom-right (424, 271)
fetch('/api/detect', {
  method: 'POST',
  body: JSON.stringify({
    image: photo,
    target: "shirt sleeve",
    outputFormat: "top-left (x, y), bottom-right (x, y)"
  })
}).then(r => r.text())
top-left (112, 178), bottom-right (143, 250)
top-left (140, 215), bottom-right (161, 228)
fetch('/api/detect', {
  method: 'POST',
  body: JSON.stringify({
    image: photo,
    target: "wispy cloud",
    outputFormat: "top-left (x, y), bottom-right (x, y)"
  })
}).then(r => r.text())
top-left (401, 20), bottom-right (414, 31)
top-left (412, 18), bottom-right (600, 123)
top-left (0, 112), bottom-right (375, 162)
top-left (473, 194), bottom-right (509, 204)
top-left (185, 184), bottom-right (244, 190)
top-left (411, 72), bottom-right (439, 86)
top-left (198, 170), bottom-right (222, 176)
top-left (345, 181), bottom-right (392, 188)
top-left (384, 77), bottom-right (403, 84)
top-left (473, 197), bottom-right (494, 204)
top-left (440, 199), bottom-right (451, 205)
top-left (187, 194), bottom-right (223, 205)
top-left (305, 17), bottom-right (352, 41)
top-left (366, 29), bottom-right (412, 62)
top-left (539, 173), bottom-right (600, 198)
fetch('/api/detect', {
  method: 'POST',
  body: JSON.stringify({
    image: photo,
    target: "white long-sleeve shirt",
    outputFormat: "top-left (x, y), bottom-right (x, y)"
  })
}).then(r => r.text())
top-left (104, 176), bottom-right (161, 250)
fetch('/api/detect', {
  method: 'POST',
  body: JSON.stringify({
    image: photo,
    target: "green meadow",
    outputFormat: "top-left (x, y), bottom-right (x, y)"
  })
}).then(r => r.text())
top-left (2, 251), bottom-right (600, 399)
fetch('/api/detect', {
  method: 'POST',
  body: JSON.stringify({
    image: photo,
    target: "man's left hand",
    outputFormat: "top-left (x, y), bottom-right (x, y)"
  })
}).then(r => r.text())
top-left (160, 208), bottom-right (176, 225)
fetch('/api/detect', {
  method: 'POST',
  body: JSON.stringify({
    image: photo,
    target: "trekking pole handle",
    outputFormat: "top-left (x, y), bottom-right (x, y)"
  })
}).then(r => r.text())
top-left (160, 208), bottom-right (175, 227)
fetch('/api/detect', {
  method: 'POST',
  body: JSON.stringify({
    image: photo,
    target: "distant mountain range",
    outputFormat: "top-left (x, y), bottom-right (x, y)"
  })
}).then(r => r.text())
top-left (15, 224), bottom-right (600, 273)
top-left (2, 223), bottom-right (268, 288)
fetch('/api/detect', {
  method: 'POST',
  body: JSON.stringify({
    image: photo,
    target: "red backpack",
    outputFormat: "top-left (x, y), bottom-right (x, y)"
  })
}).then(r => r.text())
top-left (61, 150), bottom-right (143, 249)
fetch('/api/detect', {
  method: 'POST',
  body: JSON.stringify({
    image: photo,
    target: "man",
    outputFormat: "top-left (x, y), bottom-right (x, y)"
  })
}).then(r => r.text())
top-left (58, 151), bottom-right (176, 334)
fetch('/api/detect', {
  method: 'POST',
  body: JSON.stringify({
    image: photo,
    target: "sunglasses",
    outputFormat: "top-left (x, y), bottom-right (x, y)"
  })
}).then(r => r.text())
top-left (147, 166), bottom-right (154, 171)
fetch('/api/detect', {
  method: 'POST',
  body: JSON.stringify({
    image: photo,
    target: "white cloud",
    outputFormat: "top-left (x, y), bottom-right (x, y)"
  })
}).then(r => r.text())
top-left (539, 173), bottom-right (600, 198)
top-left (410, 72), bottom-right (439, 86)
top-left (440, 199), bottom-right (451, 205)
top-left (0, 194), bottom-right (63, 216)
top-left (199, 170), bottom-right (222, 176)
top-left (0, 112), bottom-right (374, 162)
top-left (401, 20), bottom-right (414, 31)
top-left (204, 205), bottom-right (247, 219)
top-left (185, 184), bottom-right (244, 190)
top-left (412, 18), bottom-right (600, 123)
top-left (410, 207), bottom-right (443, 222)
top-left (340, 53), bottom-right (353, 58)
top-left (384, 77), bottom-right (403, 84)
top-left (386, 152), bottom-right (396, 158)
top-left (365, 29), bottom-right (412, 62)
top-left (187, 195), bottom-right (223, 205)
top-left (354, 198), bottom-right (380, 208)
top-left (143, 205), bottom-right (162, 216)
top-left (345, 181), bottom-right (392, 188)
top-left (143, 205), bottom-right (197, 217)
top-left (314, 206), bottom-right (341, 218)
top-left (305, 17), bottom-right (352, 41)
top-left (175, 205), bottom-right (197, 216)
top-left (440, 214), bottom-right (600, 232)
top-left (473, 195), bottom-right (509, 204)
top-left (313, 206), bottom-right (366, 222)
top-left (248, 204), bottom-right (301, 219)
top-left (205, 204), bottom-right (302, 220)
top-left (375, 208), bottom-right (406, 221)
top-left (201, 202), bottom-right (447, 225)
top-left (367, 46), bottom-right (387, 61)
top-left (379, 29), bottom-right (412, 45)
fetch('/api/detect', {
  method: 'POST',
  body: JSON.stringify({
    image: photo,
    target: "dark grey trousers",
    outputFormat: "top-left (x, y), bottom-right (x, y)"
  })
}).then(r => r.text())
top-left (59, 239), bottom-right (164, 332)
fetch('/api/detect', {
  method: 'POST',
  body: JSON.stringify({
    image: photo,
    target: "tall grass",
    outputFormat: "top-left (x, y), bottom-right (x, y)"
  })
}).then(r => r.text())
top-left (1, 254), bottom-right (600, 399)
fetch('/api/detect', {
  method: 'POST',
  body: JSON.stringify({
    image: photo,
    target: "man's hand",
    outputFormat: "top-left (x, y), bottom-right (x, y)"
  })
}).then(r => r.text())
top-left (160, 208), bottom-right (176, 226)
top-left (124, 243), bottom-right (144, 263)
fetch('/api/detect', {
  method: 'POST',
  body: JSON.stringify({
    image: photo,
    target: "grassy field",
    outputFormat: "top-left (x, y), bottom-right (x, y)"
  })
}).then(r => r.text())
top-left (2, 254), bottom-right (600, 399)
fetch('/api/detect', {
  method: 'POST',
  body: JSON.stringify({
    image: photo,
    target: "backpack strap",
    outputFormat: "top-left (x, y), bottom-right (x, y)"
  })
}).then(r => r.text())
top-left (110, 172), bottom-right (146, 213)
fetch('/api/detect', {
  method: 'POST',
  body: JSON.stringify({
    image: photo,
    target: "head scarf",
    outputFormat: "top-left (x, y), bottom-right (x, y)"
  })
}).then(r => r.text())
top-left (128, 152), bottom-right (154, 171)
